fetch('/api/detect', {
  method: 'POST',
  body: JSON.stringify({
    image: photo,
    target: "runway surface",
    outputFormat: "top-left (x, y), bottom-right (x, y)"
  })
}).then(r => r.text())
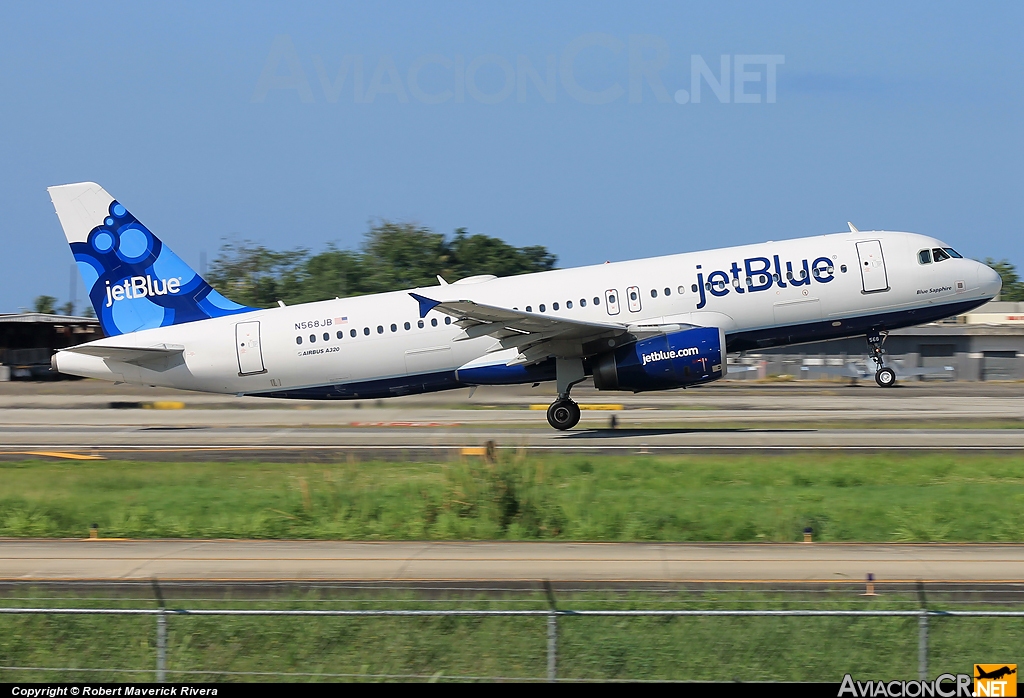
top-left (3, 427), bottom-right (1024, 461)
top-left (2, 382), bottom-right (1024, 458)
top-left (3, 540), bottom-right (1022, 583)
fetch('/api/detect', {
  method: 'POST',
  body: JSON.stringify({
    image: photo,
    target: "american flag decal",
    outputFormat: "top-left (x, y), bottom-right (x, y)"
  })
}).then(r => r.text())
top-left (335, 316), bottom-right (348, 324)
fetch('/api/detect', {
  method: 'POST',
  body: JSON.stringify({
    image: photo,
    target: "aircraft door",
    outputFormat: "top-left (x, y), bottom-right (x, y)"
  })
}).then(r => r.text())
top-left (856, 240), bottom-right (889, 293)
top-left (604, 289), bottom-right (620, 315)
top-left (626, 286), bottom-right (642, 312)
top-left (235, 321), bottom-right (266, 375)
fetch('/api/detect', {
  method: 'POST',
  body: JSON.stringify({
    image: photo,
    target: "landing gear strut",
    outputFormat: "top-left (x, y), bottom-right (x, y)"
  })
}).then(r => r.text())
top-left (547, 357), bottom-right (586, 430)
top-left (867, 332), bottom-right (896, 388)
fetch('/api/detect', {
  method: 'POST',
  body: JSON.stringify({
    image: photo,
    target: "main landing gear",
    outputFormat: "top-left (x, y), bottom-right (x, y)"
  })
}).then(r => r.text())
top-left (867, 332), bottom-right (897, 388)
top-left (546, 357), bottom-right (586, 430)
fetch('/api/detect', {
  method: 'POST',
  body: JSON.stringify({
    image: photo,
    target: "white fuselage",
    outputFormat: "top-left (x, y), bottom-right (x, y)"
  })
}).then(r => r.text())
top-left (55, 230), bottom-right (1000, 397)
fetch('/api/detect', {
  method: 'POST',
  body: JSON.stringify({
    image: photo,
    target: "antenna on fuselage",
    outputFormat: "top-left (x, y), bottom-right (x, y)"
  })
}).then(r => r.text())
top-left (437, 275), bottom-right (449, 285)
top-left (848, 222), bottom-right (859, 233)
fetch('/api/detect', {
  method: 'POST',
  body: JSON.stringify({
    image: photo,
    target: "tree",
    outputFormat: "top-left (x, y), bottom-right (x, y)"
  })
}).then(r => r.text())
top-left (206, 240), bottom-right (309, 308)
top-left (206, 222), bottom-right (558, 307)
top-left (983, 259), bottom-right (1024, 301)
top-left (33, 295), bottom-right (56, 314)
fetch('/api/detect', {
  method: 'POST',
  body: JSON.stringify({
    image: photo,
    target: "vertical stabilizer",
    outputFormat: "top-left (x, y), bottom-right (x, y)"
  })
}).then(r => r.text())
top-left (48, 182), bottom-right (253, 337)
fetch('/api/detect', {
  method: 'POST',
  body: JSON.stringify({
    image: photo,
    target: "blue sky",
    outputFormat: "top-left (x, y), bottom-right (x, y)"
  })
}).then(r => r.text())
top-left (1, 2), bottom-right (1021, 312)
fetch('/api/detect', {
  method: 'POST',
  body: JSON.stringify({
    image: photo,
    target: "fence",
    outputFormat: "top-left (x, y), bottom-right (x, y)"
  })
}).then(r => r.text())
top-left (2, 607), bottom-right (1023, 682)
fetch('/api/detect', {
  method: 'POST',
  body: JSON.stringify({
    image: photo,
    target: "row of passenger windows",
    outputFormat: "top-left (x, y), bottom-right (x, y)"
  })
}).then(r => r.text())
top-left (516, 287), bottom-right (687, 313)
top-left (296, 316), bottom-right (452, 345)
top-left (918, 248), bottom-right (962, 265)
top-left (294, 268), bottom-right (846, 345)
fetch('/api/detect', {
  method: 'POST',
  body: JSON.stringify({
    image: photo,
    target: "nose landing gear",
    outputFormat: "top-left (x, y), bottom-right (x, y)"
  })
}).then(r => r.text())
top-left (867, 332), bottom-right (897, 388)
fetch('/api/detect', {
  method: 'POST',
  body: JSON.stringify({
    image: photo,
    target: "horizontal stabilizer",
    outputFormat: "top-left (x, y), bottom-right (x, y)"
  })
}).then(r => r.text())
top-left (60, 343), bottom-right (185, 371)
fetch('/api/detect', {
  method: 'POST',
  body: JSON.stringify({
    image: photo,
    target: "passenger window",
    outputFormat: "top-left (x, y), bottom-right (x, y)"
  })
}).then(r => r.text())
top-left (417, 320), bottom-right (424, 329)
top-left (309, 334), bottom-right (316, 343)
top-left (363, 327), bottom-right (370, 335)
top-left (772, 274), bottom-right (780, 282)
top-left (664, 287), bottom-right (671, 296)
top-left (337, 330), bottom-right (343, 339)
top-left (553, 302), bottom-right (559, 310)
top-left (651, 289), bottom-right (658, 298)
top-left (580, 299), bottom-right (586, 307)
top-left (677, 286), bottom-right (685, 295)
top-left (526, 306), bottom-right (532, 312)
top-left (431, 318), bottom-right (438, 327)
top-left (404, 322), bottom-right (410, 330)
top-left (323, 332), bottom-right (329, 341)
top-left (296, 336), bottom-right (302, 345)
top-left (840, 265), bottom-right (847, 273)
top-left (691, 284), bottom-right (698, 293)
top-left (377, 325), bottom-right (384, 334)
top-left (629, 290), bottom-right (638, 301)
top-left (932, 248), bottom-right (950, 262)
top-left (800, 270), bottom-right (807, 279)
top-left (539, 304), bottom-right (546, 312)
top-left (391, 323), bottom-right (397, 332)
top-left (945, 248), bottom-right (963, 259)
top-left (566, 300), bottom-right (573, 308)
top-left (350, 329), bottom-right (357, 337)
top-left (919, 249), bottom-right (932, 264)
top-left (593, 297), bottom-right (600, 305)
top-left (445, 317), bottom-right (451, 325)
top-left (786, 271), bottom-right (793, 280)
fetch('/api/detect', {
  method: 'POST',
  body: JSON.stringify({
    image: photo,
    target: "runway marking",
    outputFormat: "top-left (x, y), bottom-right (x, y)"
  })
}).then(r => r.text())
top-left (15, 451), bottom-right (105, 460)
top-left (529, 404), bottom-right (624, 410)
top-left (3, 578), bottom-right (1024, 584)
top-left (3, 445), bottom-right (1024, 452)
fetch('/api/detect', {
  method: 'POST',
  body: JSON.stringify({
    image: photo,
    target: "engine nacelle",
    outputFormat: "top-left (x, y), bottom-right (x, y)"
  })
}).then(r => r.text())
top-left (592, 326), bottom-right (726, 392)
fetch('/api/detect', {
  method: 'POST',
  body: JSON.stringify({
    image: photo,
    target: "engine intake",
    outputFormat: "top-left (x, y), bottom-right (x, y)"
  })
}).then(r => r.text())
top-left (592, 326), bottom-right (726, 392)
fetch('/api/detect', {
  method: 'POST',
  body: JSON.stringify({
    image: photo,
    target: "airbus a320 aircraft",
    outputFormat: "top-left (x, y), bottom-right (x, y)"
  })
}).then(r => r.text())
top-left (48, 182), bottom-right (1001, 430)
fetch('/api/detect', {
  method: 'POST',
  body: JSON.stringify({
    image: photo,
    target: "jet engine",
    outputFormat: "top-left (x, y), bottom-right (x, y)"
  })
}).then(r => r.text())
top-left (591, 326), bottom-right (726, 392)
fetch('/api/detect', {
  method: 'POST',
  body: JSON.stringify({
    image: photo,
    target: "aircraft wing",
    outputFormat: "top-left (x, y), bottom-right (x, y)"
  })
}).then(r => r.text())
top-left (409, 293), bottom-right (690, 364)
top-left (59, 343), bottom-right (185, 371)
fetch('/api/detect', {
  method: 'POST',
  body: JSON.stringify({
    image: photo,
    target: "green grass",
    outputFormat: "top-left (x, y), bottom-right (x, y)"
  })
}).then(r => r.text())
top-left (3, 453), bottom-right (1024, 541)
top-left (0, 588), bottom-right (1020, 682)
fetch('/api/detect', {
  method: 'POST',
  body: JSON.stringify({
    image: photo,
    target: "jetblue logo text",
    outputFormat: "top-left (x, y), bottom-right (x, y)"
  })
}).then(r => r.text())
top-left (694, 254), bottom-right (835, 309)
top-left (104, 276), bottom-right (182, 308)
top-left (642, 348), bottom-right (699, 365)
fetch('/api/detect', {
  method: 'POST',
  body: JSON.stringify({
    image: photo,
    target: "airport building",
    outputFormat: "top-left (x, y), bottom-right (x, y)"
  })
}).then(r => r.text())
top-left (734, 301), bottom-right (1024, 381)
top-left (0, 313), bottom-right (101, 380)
top-left (2, 303), bottom-right (1024, 382)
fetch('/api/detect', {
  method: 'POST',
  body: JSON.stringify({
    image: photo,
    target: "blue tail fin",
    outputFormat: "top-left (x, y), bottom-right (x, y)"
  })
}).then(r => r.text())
top-left (48, 182), bottom-right (254, 337)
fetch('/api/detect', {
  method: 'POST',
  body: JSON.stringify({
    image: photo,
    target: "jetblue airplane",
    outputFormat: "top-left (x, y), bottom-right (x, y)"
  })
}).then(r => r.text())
top-left (49, 182), bottom-right (1001, 430)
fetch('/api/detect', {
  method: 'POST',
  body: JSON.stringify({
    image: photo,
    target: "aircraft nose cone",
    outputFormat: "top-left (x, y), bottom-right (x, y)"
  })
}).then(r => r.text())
top-left (978, 262), bottom-right (1002, 299)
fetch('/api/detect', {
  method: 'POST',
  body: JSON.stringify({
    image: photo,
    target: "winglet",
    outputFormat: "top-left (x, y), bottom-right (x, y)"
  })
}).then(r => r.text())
top-left (409, 293), bottom-right (441, 318)
top-left (437, 275), bottom-right (449, 286)
top-left (848, 222), bottom-right (859, 233)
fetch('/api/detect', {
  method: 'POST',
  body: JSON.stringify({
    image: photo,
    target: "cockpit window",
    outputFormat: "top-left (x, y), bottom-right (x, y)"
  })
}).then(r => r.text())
top-left (918, 249), bottom-right (932, 264)
top-left (932, 248), bottom-right (951, 262)
top-left (944, 248), bottom-right (963, 259)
